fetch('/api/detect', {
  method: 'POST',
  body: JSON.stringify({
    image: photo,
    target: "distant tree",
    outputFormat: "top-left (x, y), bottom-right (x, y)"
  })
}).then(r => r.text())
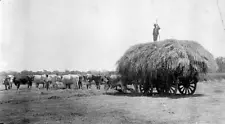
top-left (216, 57), bottom-right (225, 73)
top-left (64, 69), bottom-right (70, 75)
top-left (0, 71), bottom-right (7, 76)
top-left (21, 70), bottom-right (30, 75)
top-left (52, 70), bottom-right (60, 75)
top-left (43, 70), bottom-right (51, 75)
top-left (70, 70), bottom-right (73, 74)
top-left (36, 71), bottom-right (43, 75)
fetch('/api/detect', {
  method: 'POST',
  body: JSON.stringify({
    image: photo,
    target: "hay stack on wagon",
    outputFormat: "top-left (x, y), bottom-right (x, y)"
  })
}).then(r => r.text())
top-left (116, 39), bottom-right (218, 95)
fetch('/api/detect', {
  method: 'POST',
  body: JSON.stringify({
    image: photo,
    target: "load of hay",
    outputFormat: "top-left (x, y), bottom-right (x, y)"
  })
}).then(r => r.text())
top-left (116, 39), bottom-right (218, 95)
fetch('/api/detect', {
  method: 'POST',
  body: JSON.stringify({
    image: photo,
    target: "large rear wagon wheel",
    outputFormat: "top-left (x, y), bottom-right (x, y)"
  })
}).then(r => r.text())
top-left (178, 80), bottom-right (197, 95)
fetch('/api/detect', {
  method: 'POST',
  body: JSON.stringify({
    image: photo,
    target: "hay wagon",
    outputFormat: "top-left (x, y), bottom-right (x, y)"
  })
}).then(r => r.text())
top-left (137, 68), bottom-right (199, 95)
top-left (116, 39), bottom-right (218, 95)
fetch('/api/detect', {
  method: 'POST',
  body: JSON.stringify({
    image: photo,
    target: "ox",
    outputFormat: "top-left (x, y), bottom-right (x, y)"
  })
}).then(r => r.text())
top-left (87, 74), bottom-right (108, 90)
top-left (33, 74), bottom-right (54, 90)
top-left (86, 74), bottom-right (92, 89)
top-left (62, 74), bottom-right (80, 89)
top-left (12, 75), bottom-right (34, 90)
top-left (104, 74), bottom-right (127, 92)
top-left (33, 74), bottom-right (47, 89)
top-left (48, 75), bottom-right (63, 89)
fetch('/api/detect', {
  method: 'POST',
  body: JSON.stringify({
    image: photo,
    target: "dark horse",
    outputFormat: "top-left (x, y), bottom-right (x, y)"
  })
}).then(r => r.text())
top-left (13, 75), bottom-right (34, 90)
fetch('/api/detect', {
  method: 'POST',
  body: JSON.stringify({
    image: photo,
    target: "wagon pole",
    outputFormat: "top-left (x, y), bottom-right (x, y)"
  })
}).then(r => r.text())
top-left (155, 19), bottom-right (161, 41)
top-left (217, 0), bottom-right (225, 31)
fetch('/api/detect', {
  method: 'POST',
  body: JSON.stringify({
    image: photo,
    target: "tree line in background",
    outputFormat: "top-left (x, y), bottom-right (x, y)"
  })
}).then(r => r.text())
top-left (216, 57), bottom-right (225, 73)
top-left (0, 69), bottom-right (116, 77)
top-left (1, 57), bottom-right (225, 76)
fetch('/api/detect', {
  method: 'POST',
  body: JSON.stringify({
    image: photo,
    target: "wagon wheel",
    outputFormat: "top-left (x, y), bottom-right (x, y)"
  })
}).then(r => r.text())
top-left (139, 83), bottom-right (144, 93)
top-left (156, 81), bottom-right (178, 95)
top-left (178, 80), bottom-right (197, 95)
top-left (156, 84), bottom-right (164, 94)
top-left (139, 83), bottom-right (153, 95)
top-left (167, 81), bottom-right (178, 95)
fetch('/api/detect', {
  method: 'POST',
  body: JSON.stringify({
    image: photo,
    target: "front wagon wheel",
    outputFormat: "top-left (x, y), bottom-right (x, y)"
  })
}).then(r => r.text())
top-left (139, 84), bottom-right (144, 93)
top-left (139, 83), bottom-right (153, 95)
top-left (168, 82), bottom-right (178, 95)
top-left (178, 80), bottom-right (197, 95)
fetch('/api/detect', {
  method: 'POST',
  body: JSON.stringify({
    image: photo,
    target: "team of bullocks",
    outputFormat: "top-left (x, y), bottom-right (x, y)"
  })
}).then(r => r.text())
top-left (2, 74), bottom-right (121, 91)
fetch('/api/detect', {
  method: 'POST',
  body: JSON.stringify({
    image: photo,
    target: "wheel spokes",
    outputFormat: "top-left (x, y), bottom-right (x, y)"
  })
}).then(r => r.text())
top-left (168, 83), bottom-right (178, 95)
top-left (178, 81), bottom-right (197, 95)
top-left (187, 88), bottom-right (190, 94)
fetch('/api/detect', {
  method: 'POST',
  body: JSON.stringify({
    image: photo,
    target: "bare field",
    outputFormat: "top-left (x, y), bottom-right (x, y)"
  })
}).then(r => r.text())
top-left (0, 81), bottom-right (225, 124)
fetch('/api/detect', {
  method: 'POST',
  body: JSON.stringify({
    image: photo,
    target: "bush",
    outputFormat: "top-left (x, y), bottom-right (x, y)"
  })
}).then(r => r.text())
top-left (199, 73), bottom-right (225, 82)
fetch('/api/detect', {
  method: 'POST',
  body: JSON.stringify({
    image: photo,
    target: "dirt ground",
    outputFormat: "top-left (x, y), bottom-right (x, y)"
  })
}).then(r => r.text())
top-left (0, 80), bottom-right (225, 124)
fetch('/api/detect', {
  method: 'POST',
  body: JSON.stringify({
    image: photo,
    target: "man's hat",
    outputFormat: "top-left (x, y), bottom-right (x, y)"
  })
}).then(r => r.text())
top-left (154, 24), bottom-right (157, 26)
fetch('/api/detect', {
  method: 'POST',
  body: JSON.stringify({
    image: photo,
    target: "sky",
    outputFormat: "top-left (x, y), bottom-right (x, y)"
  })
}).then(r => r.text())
top-left (0, 0), bottom-right (225, 72)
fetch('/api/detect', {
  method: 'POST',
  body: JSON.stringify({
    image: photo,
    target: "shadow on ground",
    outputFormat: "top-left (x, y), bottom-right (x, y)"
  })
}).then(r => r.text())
top-left (104, 91), bottom-right (205, 99)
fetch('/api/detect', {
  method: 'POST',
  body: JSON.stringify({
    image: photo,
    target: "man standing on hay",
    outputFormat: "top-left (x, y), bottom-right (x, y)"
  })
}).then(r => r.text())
top-left (153, 23), bottom-right (160, 41)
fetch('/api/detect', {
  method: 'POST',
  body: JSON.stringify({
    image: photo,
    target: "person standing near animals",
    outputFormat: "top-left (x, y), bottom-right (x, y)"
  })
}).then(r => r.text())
top-left (153, 23), bottom-right (160, 41)
top-left (45, 74), bottom-right (51, 90)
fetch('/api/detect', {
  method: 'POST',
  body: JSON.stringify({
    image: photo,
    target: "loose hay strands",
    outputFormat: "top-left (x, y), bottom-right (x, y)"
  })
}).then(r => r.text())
top-left (116, 39), bottom-right (218, 82)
